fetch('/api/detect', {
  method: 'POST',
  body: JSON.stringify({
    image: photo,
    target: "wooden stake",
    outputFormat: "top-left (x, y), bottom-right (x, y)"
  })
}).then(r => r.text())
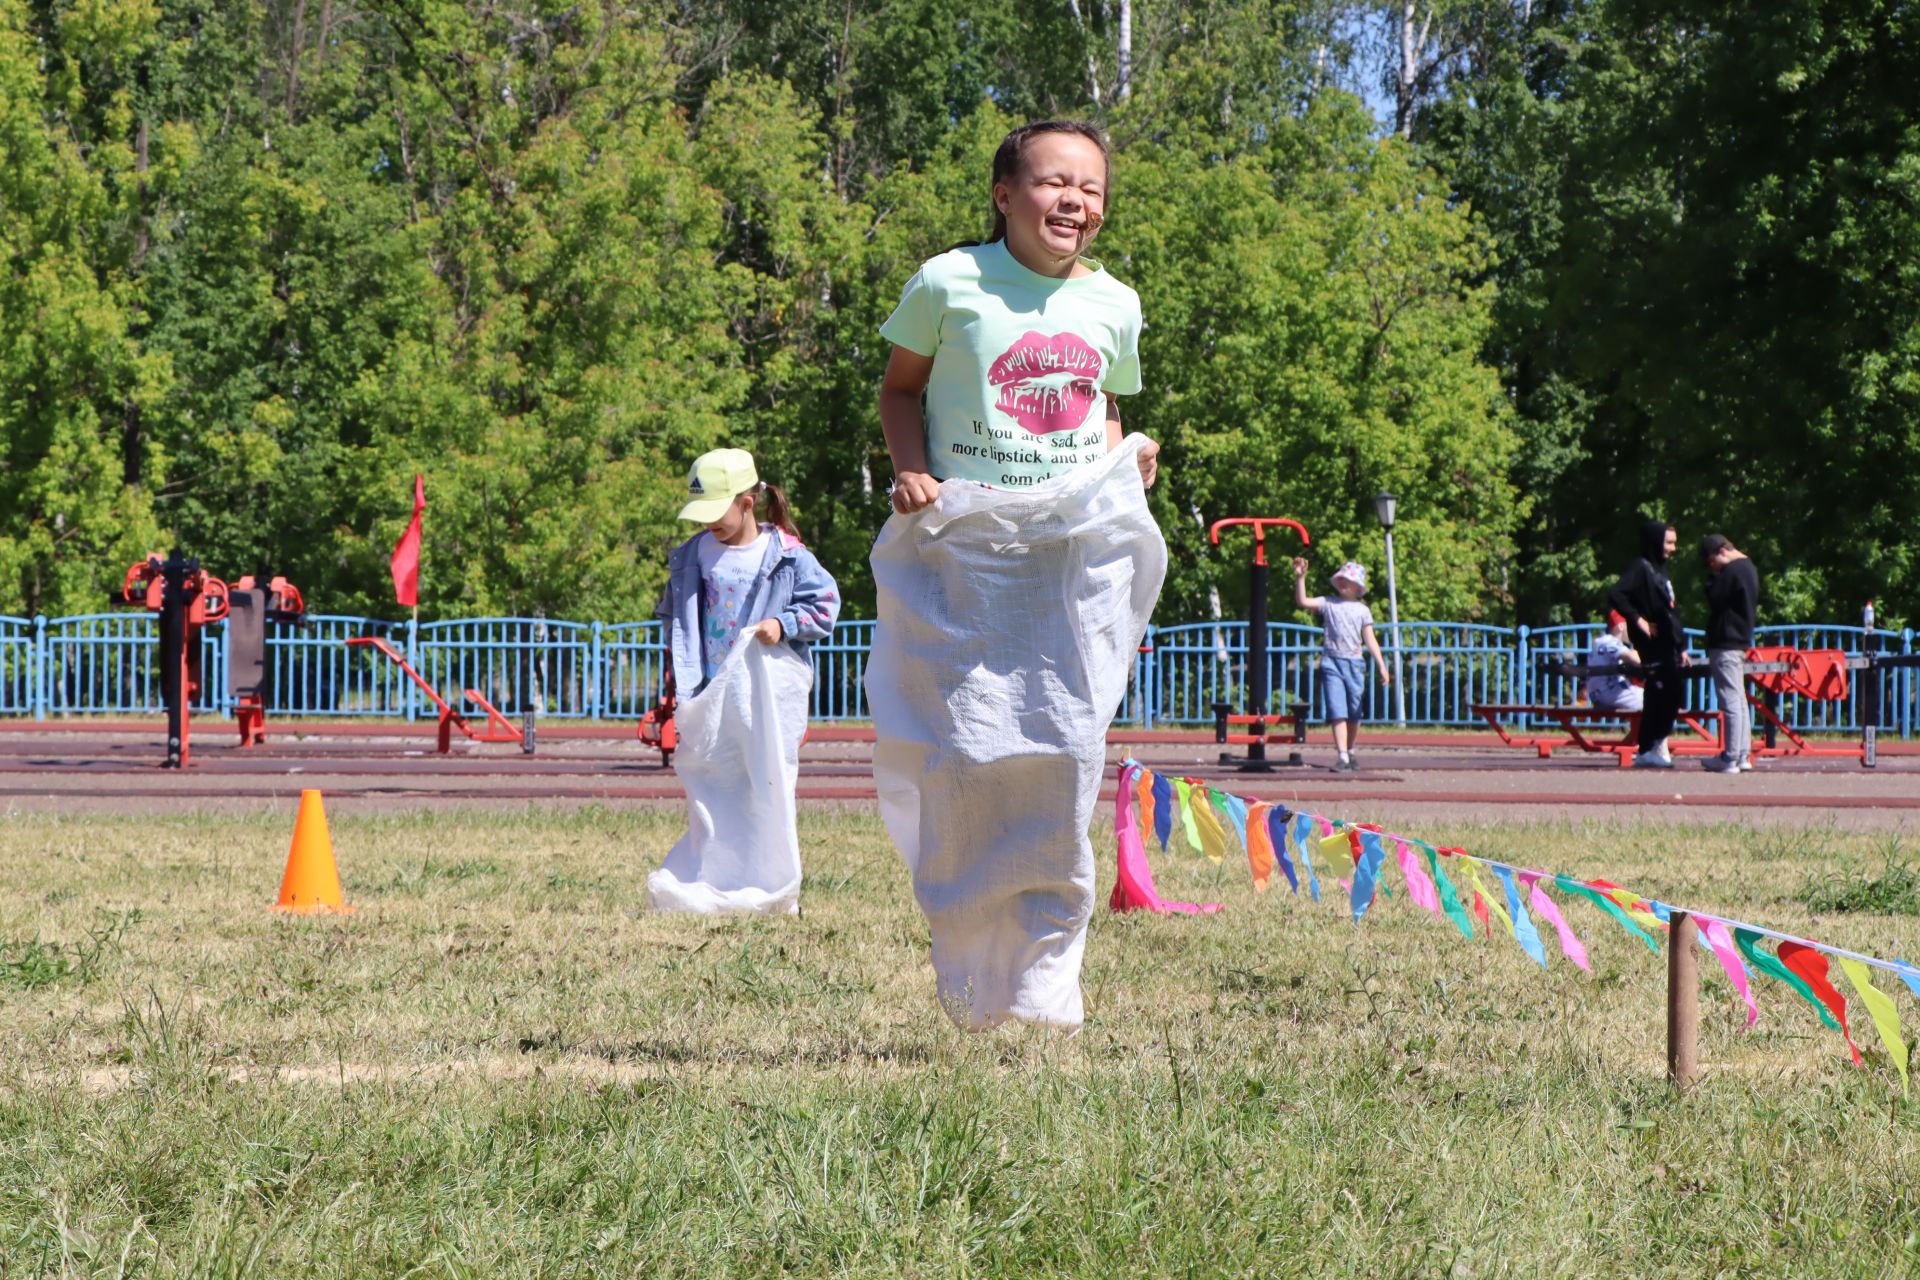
top-left (1667, 911), bottom-right (1700, 1093)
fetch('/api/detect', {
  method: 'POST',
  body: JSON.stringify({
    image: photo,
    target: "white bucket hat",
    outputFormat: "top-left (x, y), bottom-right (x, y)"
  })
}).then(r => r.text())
top-left (1330, 561), bottom-right (1369, 595)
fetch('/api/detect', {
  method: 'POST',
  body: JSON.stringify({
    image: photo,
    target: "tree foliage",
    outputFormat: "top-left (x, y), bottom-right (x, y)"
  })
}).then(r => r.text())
top-left (1422, 0), bottom-right (1920, 623)
top-left (27, 0), bottom-right (1807, 631)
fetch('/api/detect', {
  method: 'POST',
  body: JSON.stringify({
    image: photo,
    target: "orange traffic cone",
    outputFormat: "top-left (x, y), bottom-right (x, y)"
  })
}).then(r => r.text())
top-left (271, 789), bottom-right (353, 914)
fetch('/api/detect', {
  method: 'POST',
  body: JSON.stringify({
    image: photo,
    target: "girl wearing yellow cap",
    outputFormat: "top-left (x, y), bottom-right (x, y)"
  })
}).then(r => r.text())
top-left (647, 448), bottom-right (840, 916)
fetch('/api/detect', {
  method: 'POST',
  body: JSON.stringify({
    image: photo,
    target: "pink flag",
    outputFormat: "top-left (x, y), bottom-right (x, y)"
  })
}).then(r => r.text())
top-left (1397, 839), bottom-right (1440, 915)
top-left (1110, 767), bottom-right (1223, 916)
top-left (1698, 916), bottom-right (1759, 1029)
top-left (1522, 872), bottom-right (1591, 973)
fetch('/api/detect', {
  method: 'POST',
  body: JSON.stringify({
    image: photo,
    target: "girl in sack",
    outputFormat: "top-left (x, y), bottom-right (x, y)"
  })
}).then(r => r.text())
top-left (868, 120), bottom-right (1167, 1030)
top-left (648, 448), bottom-right (840, 916)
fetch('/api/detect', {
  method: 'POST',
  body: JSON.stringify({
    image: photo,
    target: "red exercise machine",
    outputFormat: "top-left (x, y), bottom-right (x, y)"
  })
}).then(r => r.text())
top-left (345, 635), bottom-right (523, 754)
top-left (1208, 518), bottom-right (1312, 772)
top-left (636, 667), bottom-right (677, 767)
top-left (113, 554), bottom-right (306, 767)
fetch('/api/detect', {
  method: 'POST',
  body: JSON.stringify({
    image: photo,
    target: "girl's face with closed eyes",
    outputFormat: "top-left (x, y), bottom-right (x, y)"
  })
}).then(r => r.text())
top-left (995, 132), bottom-right (1108, 276)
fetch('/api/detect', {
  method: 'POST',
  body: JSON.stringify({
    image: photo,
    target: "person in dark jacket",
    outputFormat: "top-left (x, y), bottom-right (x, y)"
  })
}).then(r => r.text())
top-left (1700, 534), bottom-right (1759, 774)
top-left (1607, 519), bottom-right (1690, 767)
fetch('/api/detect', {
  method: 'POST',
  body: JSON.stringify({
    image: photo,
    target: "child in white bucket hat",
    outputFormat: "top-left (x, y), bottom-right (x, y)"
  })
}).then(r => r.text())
top-left (1292, 557), bottom-right (1391, 771)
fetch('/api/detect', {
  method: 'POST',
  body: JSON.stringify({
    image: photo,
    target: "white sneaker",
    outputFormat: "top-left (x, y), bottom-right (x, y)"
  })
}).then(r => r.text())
top-left (1738, 757), bottom-right (1753, 772)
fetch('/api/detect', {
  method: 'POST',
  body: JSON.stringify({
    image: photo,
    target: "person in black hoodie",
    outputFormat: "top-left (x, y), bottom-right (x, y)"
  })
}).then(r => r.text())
top-left (1607, 519), bottom-right (1690, 767)
top-left (1700, 534), bottom-right (1759, 773)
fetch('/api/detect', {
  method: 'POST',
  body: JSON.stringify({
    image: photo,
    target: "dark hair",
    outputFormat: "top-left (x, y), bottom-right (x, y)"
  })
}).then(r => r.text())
top-left (985, 120), bottom-right (1112, 244)
top-left (754, 482), bottom-right (801, 539)
top-left (1700, 533), bottom-right (1731, 562)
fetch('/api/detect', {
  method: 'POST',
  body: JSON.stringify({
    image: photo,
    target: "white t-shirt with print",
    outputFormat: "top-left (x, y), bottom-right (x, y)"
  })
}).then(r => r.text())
top-left (696, 531), bottom-right (770, 681)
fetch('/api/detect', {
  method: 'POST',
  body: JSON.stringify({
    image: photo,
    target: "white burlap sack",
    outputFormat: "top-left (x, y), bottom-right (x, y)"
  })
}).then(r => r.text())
top-left (867, 436), bottom-right (1167, 1029)
top-left (647, 636), bottom-right (813, 916)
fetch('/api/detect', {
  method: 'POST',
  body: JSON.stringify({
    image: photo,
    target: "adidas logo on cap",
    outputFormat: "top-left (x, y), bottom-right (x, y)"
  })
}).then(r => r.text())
top-left (688, 476), bottom-right (704, 494)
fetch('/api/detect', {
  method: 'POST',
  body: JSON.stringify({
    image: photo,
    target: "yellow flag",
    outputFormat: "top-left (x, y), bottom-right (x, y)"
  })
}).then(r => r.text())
top-left (1174, 779), bottom-right (1203, 853)
top-left (1595, 883), bottom-right (1664, 933)
top-left (1837, 957), bottom-right (1910, 1092)
top-left (1319, 829), bottom-right (1352, 869)
top-left (1190, 789), bottom-right (1229, 864)
top-left (1461, 859), bottom-right (1514, 937)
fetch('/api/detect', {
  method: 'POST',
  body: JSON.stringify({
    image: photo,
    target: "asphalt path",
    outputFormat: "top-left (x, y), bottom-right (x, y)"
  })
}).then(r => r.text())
top-left (0, 722), bottom-right (1913, 829)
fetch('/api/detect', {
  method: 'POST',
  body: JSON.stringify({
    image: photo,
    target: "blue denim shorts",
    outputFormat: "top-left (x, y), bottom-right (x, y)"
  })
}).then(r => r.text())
top-left (1321, 656), bottom-right (1367, 723)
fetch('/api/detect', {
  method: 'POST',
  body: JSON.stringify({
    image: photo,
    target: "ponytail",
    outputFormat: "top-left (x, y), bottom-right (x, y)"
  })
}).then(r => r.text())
top-left (756, 482), bottom-right (801, 540)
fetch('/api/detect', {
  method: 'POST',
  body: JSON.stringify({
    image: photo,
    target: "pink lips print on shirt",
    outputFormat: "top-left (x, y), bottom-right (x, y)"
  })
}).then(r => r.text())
top-left (988, 331), bottom-right (1102, 435)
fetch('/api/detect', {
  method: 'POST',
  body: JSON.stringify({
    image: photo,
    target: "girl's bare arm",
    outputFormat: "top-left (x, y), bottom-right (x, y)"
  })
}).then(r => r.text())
top-left (879, 346), bottom-right (940, 513)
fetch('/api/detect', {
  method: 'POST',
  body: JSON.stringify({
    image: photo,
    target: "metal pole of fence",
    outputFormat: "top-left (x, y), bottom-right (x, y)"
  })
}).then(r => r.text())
top-left (1905, 629), bottom-right (1915, 741)
top-left (1515, 625), bottom-right (1530, 732)
top-left (589, 621), bottom-right (603, 721)
top-left (1374, 494), bottom-right (1408, 725)
top-left (31, 616), bottom-right (45, 721)
top-left (405, 615), bottom-right (418, 722)
top-left (1667, 911), bottom-right (1700, 1093)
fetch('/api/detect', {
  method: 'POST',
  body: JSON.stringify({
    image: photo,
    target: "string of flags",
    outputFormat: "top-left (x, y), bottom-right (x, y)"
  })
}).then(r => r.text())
top-left (1114, 759), bottom-right (1920, 1088)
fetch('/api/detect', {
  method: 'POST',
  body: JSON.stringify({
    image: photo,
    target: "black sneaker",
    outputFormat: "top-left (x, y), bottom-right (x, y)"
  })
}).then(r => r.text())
top-left (1334, 756), bottom-right (1354, 772)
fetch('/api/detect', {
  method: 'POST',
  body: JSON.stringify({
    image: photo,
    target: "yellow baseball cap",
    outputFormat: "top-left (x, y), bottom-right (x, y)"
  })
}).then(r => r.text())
top-left (678, 448), bottom-right (759, 523)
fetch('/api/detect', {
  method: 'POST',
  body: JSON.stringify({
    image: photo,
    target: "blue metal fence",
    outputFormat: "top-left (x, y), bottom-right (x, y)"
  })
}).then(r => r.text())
top-left (1, 612), bottom-right (1911, 735)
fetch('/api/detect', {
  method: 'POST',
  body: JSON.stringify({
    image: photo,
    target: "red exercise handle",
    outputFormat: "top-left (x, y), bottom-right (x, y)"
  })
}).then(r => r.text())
top-left (1208, 517), bottom-right (1311, 567)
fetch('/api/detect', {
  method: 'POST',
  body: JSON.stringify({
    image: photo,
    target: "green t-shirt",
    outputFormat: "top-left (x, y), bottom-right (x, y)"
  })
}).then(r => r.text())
top-left (880, 241), bottom-right (1143, 488)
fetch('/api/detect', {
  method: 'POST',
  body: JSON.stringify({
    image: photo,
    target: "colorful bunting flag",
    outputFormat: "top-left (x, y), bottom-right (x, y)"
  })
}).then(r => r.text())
top-left (1554, 875), bottom-right (1661, 954)
top-left (1398, 839), bottom-right (1440, 916)
top-left (1735, 928), bottom-right (1839, 1031)
top-left (1778, 942), bottom-right (1861, 1066)
top-left (1461, 859), bottom-right (1513, 939)
top-left (1350, 831), bottom-right (1388, 922)
top-left (1588, 879), bottom-right (1665, 934)
top-left (1522, 872), bottom-right (1590, 972)
top-left (1174, 779), bottom-right (1202, 853)
top-left (1267, 806), bottom-right (1298, 893)
top-left (1111, 766), bottom-right (1222, 916)
top-left (1291, 812), bottom-right (1321, 902)
top-left (1836, 957), bottom-right (1909, 1091)
top-left (1422, 843), bottom-right (1475, 940)
top-left (1135, 770), bottom-right (1156, 846)
top-left (1150, 774), bottom-right (1175, 850)
top-left (1246, 801), bottom-right (1275, 893)
top-left (1111, 760), bottom-right (1917, 1089)
top-left (1493, 864), bottom-right (1547, 967)
top-left (1695, 916), bottom-right (1758, 1029)
top-left (1191, 788), bottom-right (1229, 865)
top-left (1221, 792), bottom-right (1251, 853)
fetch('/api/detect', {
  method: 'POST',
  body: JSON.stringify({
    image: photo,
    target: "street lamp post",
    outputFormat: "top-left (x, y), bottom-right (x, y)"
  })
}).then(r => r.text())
top-left (1373, 492), bottom-right (1408, 726)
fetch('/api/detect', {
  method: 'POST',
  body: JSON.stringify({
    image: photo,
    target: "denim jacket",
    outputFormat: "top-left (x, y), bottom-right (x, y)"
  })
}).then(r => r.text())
top-left (656, 525), bottom-right (841, 694)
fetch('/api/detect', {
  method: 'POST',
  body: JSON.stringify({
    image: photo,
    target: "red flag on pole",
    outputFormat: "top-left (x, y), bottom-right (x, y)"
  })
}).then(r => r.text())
top-left (390, 474), bottom-right (425, 607)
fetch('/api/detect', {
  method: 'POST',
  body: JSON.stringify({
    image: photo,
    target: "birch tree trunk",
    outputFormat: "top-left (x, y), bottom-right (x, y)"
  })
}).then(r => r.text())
top-left (1065, 0), bottom-right (1102, 104)
top-left (1397, 0), bottom-right (1418, 137)
top-left (1118, 0), bottom-right (1132, 99)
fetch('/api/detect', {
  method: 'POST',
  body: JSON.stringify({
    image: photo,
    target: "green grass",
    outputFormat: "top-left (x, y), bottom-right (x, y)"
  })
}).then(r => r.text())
top-left (2, 805), bottom-right (1918, 1277)
top-left (1799, 837), bottom-right (1920, 916)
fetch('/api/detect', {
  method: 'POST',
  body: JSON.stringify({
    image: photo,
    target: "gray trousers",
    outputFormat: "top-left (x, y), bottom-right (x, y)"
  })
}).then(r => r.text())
top-left (1709, 649), bottom-right (1750, 762)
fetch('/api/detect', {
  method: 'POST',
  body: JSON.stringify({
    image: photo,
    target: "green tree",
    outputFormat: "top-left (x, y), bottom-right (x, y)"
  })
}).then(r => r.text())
top-left (0, 0), bottom-right (167, 617)
top-left (1111, 96), bottom-right (1521, 622)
